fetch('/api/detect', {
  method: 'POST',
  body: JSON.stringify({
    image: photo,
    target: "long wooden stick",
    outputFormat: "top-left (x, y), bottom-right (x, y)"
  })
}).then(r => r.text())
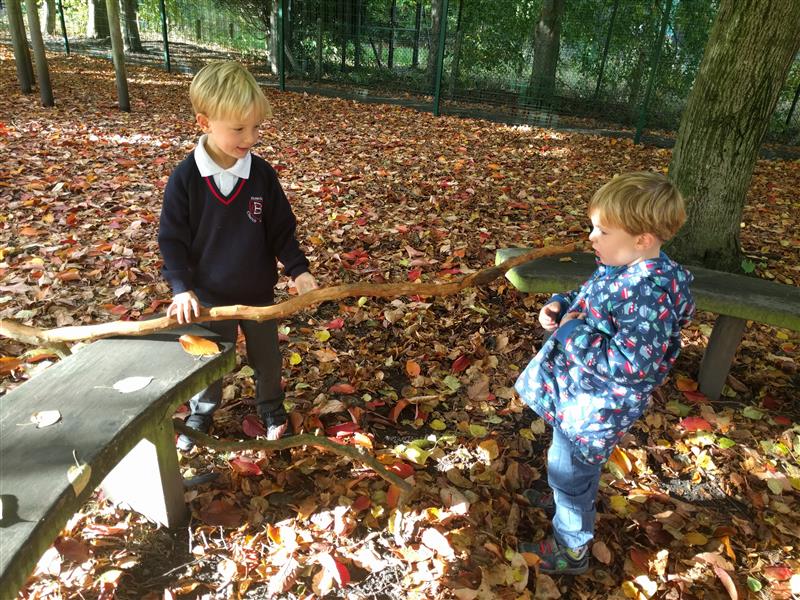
top-left (0, 244), bottom-right (573, 345)
top-left (173, 419), bottom-right (414, 494)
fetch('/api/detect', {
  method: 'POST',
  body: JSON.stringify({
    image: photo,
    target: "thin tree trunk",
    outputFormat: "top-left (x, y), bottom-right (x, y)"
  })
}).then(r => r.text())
top-left (25, 0), bottom-right (54, 106)
top-left (668, 0), bottom-right (800, 271)
top-left (106, 0), bottom-right (130, 111)
top-left (427, 0), bottom-right (443, 86)
top-left (527, 0), bottom-right (565, 104)
top-left (43, 0), bottom-right (57, 35)
top-left (594, 0), bottom-right (619, 99)
top-left (448, 0), bottom-right (463, 97)
top-left (87, 0), bottom-right (110, 39)
top-left (122, 0), bottom-right (144, 53)
top-left (387, 0), bottom-right (396, 69)
top-left (412, 1), bottom-right (421, 68)
top-left (269, 0), bottom-right (279, 75)
top-left (8, 0), bottom-right (34, 93)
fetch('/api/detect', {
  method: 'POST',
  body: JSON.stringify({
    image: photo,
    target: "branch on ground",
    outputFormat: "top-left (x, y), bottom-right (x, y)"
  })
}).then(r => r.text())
top-left (173, 419), bottom-right (414, 494)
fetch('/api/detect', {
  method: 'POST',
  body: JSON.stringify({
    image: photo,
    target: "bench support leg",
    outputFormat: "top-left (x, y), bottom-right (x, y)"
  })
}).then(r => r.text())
top-left (697, 315), bottom-right (746, 401)
top-left (101, 420), bottom-right (188, 528)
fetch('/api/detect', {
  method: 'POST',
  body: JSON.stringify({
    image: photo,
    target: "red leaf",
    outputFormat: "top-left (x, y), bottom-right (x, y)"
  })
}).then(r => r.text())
top-left (199, 500), bottom-right (243, 527)
top-left (325, 422), bottom-right (360, 436)
top-left (242, 414), bottom-right (266, 437)
top-left (230, 456), bottom-right (262, 476)
top-left (54, 536), bottom-right (91, 563)
top-left (681, 416), bottom-right (712, 432)
top-left (389, 399), bottom-right (411, 423)
top-left (451, 354), bottom-right (471, 373)
top-left (682, 390), bottom-right (708, 404)
top-left (406, 360), bottom-right (421, 377)
top-left (388, 461), bottom-right (415, 479)
top-left (407, 268), bottom-right (422, 281)
top-left (763, 566), bottom-right (793, 581)
top-left (386, 484), bottom-right (402, 509)
top-left (329, 382), bottom-right (356, 394)
top-left (772, 415), bottom-right (792, 426)
top-left (325, 317), bottom-right (345, 330)
top-left (761, 395), bottom-right (782, 410)
top-left (352, 495), bottom-right (371, 512)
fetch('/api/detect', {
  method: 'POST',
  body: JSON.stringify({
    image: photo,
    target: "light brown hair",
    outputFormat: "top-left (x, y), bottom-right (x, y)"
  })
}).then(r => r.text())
top-left (189, 61), bottom-right (272, 121)
top-left (588, 171), bottom-right (686, 241)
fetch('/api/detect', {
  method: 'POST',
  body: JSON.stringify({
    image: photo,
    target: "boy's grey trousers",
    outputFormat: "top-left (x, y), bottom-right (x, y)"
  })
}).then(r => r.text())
top-left (189, 318), bottom-right (283, 417)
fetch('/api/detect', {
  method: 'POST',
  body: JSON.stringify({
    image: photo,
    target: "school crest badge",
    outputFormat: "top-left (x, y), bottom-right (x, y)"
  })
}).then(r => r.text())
top-left (247, 197), bottom-right (263, 223)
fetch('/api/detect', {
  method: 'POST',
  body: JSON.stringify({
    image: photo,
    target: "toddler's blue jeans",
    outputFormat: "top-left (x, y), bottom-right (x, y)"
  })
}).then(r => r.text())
top-left (548, 426), bottom-right (604, 549)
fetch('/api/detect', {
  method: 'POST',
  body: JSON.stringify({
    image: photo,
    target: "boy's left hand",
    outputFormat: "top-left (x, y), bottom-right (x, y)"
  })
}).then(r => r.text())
top-left (560, 311), bottom-right (585, 325)
top-left (293, 272), bottom-right (319, 295)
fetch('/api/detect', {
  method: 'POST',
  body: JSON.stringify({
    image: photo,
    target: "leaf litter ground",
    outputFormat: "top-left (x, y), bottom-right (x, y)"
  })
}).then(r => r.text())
top-left (1, 50), bottom-right (799, 600)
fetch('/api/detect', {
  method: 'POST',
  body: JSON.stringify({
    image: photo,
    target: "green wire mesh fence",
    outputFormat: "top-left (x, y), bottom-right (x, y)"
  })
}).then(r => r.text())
top-left (2, 0), bottom-right (799, 144)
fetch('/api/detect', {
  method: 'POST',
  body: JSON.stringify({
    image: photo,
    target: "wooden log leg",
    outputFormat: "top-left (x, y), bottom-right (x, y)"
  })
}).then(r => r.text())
top-left (100, 420), bottom-right (188, 528)
top-left (697, 315), bottom-right (747, 401)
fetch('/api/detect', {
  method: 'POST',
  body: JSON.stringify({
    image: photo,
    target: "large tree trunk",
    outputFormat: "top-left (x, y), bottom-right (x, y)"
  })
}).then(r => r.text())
top-left (43, 0), bottom-right (57, 35)
top-left (426, 0), bottom-right (444, 87)
top-left (106, 0), bottom-right (130, 111)
top-left (25, 0), bottom-right (54, 106)
top-left (7, 0), bottom-right (34, 93)
top-left (87, 0), bottom-right (110, 39)
top-left (122, 0), bottom-right (144, 53)
top-left (526, 0), bottom-right (565, 104)
top-left (668, 0), bottom-right (800, 272)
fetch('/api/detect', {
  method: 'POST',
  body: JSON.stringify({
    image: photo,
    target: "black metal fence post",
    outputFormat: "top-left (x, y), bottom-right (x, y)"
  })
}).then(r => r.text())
top-left (56, 0), bottom-right (70, 55)
top-left (159, 0), bottom-right (171, 72)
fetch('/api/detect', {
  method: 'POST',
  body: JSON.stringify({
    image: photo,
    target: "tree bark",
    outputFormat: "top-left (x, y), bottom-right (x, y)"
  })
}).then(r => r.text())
top-left (87, 0), bottom-right (110, 39)
top-left (426, 0), bottom-right (443, 87)
top-left (25, 0), bottom-right (54, 106)
top-left (668, 0), bottom-right (800, 272)
top-left (527, 0), bottom-right (565, 104)
top-left (7, 0), bottom-right (34, 93)
top-left (269, 0), bottom-right (279, 75)
top-left (43, 0), bottom-right (57, 35)
top-left (122, 0), bottom-right (144, 53)
top-left (106, 0), bottom-right (130, 111)
top-left (0, 244), bottom-right (574, 345)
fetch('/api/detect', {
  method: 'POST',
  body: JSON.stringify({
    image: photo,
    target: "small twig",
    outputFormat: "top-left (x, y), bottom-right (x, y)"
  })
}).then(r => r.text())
top-left (173, 419), bottom-right (414, 494)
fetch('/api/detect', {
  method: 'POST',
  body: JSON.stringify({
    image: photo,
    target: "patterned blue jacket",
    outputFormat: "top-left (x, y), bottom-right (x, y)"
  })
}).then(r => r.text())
top-left (515, 253), bottom-right (695, 464)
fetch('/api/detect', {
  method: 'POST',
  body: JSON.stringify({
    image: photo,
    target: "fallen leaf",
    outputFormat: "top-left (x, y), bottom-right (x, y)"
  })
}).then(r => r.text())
top-left (178, 335), bottom-right (220, 356)
top-left (67, 462), bottom-right (91, 496)
top-left (112, 376), bottom-right (153, 393)
top-left (199, 500), bottom-right (242, 527)
top-left (406, 359), bottom-right (421, 377)
top-left (242, 414), bottom-right (266, 437)
top-left (30, 410), bottom-right (61, 428)
top-left (229, 456), bottom-right (262, 476)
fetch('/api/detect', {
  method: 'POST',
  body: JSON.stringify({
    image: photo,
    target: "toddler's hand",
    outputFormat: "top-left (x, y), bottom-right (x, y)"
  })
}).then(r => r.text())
top-left (539, 301), bottom-right (562, 331)
top-left (293, 272), bottom-right (318, 295)
top-left (560, 311), bottom-right (585, 325)
top-left (167, 291), bottom-right (200, 324)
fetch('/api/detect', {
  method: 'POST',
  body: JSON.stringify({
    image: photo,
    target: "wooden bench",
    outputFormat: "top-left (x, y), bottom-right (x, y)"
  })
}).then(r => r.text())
top-left (0, 325), bottom-right (235, 597)
top-left (496, 249), bottom-right (800, 400)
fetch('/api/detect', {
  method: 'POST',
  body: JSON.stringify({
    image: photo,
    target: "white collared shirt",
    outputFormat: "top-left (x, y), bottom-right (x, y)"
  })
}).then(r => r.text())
top-left (193, 134), bottom-right (251, 195)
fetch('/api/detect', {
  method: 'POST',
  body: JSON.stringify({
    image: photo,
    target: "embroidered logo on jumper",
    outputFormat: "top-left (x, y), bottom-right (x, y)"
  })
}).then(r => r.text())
top-left (247, 197), bottom-right (263, 223)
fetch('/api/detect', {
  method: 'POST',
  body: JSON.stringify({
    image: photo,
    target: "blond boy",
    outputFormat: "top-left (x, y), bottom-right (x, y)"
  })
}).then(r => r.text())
top-left (158, 61), bottom-right (317, 451)
top-left (515, 172), bottom-right (695, 573)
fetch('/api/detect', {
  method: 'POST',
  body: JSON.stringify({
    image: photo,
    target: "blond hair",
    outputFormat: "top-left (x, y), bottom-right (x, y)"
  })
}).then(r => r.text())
top-left (588, 171), bottom-right (686, 241)
top-left (189, 61), bottom-right (272, 121)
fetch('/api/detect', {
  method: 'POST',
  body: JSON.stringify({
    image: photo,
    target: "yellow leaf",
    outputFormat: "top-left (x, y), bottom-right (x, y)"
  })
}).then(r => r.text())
top-left (68, 463), bottom-right (91, 495)
top-left (468, 424), bottom-right (487, 438)
top-left (429, 419), bottom-right (447, 431)
top-left (315, 330), bottom-right (331, 342)
top-left (289, 352), bottom-right (302, 365)
top-left (675, 375), bottom-right (698, 392)
top-left (684, 532), bottom-right (708, 546)
top-left (609, 495), bottom-right (629, 515)
top-left (477, 439), bottom-right (499, 461)
top-left (178, 334), bottom-right (220, 356)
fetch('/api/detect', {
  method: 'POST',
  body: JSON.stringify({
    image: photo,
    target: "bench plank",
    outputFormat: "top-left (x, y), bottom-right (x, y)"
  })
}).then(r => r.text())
top-left (0, 326), bottom-right (235, 597)
top-left (496, 249), bottom-right (800, 332)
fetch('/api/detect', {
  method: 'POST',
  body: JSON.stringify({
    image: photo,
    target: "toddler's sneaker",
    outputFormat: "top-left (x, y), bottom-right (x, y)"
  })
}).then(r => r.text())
top-left (177, 414), bottom-right (213, 452)
top-left (258, 402), bottom-right (289, 440)
top-left (523, 486), bottom-right (555, 516)
top-left (519, 537), bottom-right (589, 575)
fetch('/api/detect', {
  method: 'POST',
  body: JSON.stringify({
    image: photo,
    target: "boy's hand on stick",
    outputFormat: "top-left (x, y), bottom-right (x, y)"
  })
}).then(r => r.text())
top-left (539, 301), bottom-right (563, 331)
top-left (293, 272), bottom-right (319, 295)
top-left (167, 291), bottom-right (200, 324)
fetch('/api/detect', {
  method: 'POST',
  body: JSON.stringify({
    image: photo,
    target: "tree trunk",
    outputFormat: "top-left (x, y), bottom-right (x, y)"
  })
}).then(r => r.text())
top-left (411, 1), bottom-right (421, 68)
top-left (527, 0), bottom-right (565, 104)
top-left (43, 0), bottom-right (57, 35)
top-left (122, 0), bottom-right (144, 53)
top-left (387, 0), bottom-right (396, 70)
top-left (106, 0), bottom-right (130, 111)
top-left (87, 0), bottom-right (110, 39)
top-left (668, 0), bottom-right (800, 272)
top-left (448, 0), bottom-right (463, 97)
top-left (7, 0), bottom-right (34, 93)
top-left (269, 0), bottom-right (279, 75)
top-left (25, 0), bottom-right (54, 106)
top-left (427, 0), bottom-right (443, 87)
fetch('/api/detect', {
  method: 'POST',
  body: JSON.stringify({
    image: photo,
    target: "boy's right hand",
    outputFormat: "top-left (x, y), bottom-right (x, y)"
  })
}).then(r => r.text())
top-left (538, 301), bottom-right (562, 331)
top-left (167, 291), bottom-right (200, 324)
